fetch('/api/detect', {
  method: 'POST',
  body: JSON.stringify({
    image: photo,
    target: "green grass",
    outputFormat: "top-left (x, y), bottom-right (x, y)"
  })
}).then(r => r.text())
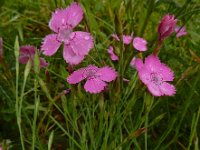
top-left (0, 0), bottom-right (200, 149)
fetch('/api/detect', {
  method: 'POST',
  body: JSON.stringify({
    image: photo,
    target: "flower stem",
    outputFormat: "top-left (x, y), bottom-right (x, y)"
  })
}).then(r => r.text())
top-left (144, 93), bottom-right (154, 150)
top-left (145, 112), bottom-right (148, 150)
top-left (15, 37), bottom-right (25, 150)
top-left (153, 40), bottom-right (163, 56)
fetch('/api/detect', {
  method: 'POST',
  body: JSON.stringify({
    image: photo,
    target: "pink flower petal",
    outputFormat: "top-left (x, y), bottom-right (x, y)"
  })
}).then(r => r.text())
top-left (160, 64), bottom-right (174, 81)
top-left (19, 56), bottom-right (29, 64)
top-left (138, 69), bottom-right (151, 85)
top-left (97, 66), bottom-right (117, 82)
top-left (144, 54), bottom-right (161, 72)
top-left (85, 65), bottom-right (99, 71)
top-left (67, 68), bottom-right (86, 84)
top-left (158, 14), bottom-right (177, 41)
top-left (84, 78), bottom-right (107, 94)
top-left (133, 37), bottom-right (147, 51)
top-left (49, 9), bottom-right (69, 33)
top-left (112, 34), bottom-right (133, 45)
top-left (19, 45), bottom-right (36, 64)
top-left (63, 44), bottom-right (84, 65)
top-left (39, 58), bottom-right (49, 68)
top-left (112, 34), bottom-right (120, 41)
top-left (147, 83), bottom-right (163, 97)
top-left (66, 31), bottom-right (94, 56)
top-left (135, 58), bottom-right (144, 71)
top-left (160, 82), bottom-right (176, 96)
top-left (107, 46), bottom-right (119, 61)
top-left (20, 45), bottom-right (36, 56)
top-left (41, 34), bottom-right (61, 56)
top-left (123, 35), bottom-right (133, 45)
top-left (19, 45), bottom-right (48, 68)
top-left (175, 26), bottom-right (187, 38)
top-left (64, 2), bottom-right (84, 28)
top-left (49, 3), bottom-right (83, 33)
top-left (130, 57), bottom-right (136, 67)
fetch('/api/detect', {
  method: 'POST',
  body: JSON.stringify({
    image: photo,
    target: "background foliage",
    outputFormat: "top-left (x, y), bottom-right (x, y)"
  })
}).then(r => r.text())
top-left (0, 0), bottom-right (200, 149)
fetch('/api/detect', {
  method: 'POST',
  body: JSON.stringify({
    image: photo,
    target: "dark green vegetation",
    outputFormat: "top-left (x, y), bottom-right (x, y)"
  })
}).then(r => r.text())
top-left (0, 0), bottom-right (200, 149)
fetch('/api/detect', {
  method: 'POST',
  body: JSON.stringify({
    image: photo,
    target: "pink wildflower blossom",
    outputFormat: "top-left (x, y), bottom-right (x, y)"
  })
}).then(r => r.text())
top-left (112, 34), bottom-right (133, 45)
top-left (111, 34), bottom-right (147, 51)
top-left (135, 54), bottom-right (176, 96)
top-left (41, 2), bottom-right (94, 65)
top-left (130, 57), bottom-right (136, 67)
top-left (67, 65), bottom-right (117, 93)
top-left (123, 35), bottom-right (133, 44)
top-left (133, 37), bottom-right (147, 51)
top-left (19, 45), bottom-right (48, 68)
top-left (175, 26), bottom-right (187, 38)
top-left (107, 46), bottom-right (119, 61)
top-left (158, 14), bottom-right (177, 41)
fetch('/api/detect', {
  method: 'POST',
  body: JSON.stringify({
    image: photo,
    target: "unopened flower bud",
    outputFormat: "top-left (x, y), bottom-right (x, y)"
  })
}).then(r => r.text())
top-left (158, 14), bottom-right (177, 41)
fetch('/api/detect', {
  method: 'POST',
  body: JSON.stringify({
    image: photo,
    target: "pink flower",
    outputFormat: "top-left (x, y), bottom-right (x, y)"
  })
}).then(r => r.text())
top-left (112, 34), bottom-right (133, 45)
top-left (135, 54), bottom-right (176, 96)
top-left (41, 2), bottom-right (94, 65)
top-left (175, 26), bottom-right (187, 38)
top-left (130, 57), bottom-right (136, 67)
top-left (112, 34), bottom-right (120, 41)
top-left (123, 35), bottom-right (133, 44)
top-left (107, 46), bottom-right (119, 61)
top-left (158, 14), bottom-right (177, 41)
top-left (19, 45), bottom-right (48, 68)
top-left (67, 65), bottom-right (117, 93)
top-left (111, 34), bottom-right (147, 51)
top-left (133, 37), bottom-right (147, 51)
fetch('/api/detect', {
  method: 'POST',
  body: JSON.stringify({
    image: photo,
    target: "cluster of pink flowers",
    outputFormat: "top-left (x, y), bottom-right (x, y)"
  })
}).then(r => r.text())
top-left (108, 34), bottom-right (148, 62)
top-left (134, 14), bottom-right (187, 96)
top-left (40, 2), bottom-right (117, 93)
top-left (44, 4), bottom-right (186, 95)
top-left (6, 2), bottom-right (187, 96)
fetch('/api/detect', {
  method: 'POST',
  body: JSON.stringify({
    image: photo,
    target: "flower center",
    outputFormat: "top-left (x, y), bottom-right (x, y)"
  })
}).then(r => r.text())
top-left (57, 26), bottom-right (72, 43)
top-left (150, 72), bottom-right (163, 85)
top-left (83, 67), bottom-right (100, 79)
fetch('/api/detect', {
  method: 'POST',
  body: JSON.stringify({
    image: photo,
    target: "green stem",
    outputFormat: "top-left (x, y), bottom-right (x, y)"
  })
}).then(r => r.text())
top-left (144, 93), bottom-right (154, 150)
top-left (145, 113), bottom-right (148, 150)
top-left (18, 60), bottom-right (31, 150)
top-left (32, 78), bottom-right (39, 150)
top-left (14, 37), bottom-right (25, 150)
